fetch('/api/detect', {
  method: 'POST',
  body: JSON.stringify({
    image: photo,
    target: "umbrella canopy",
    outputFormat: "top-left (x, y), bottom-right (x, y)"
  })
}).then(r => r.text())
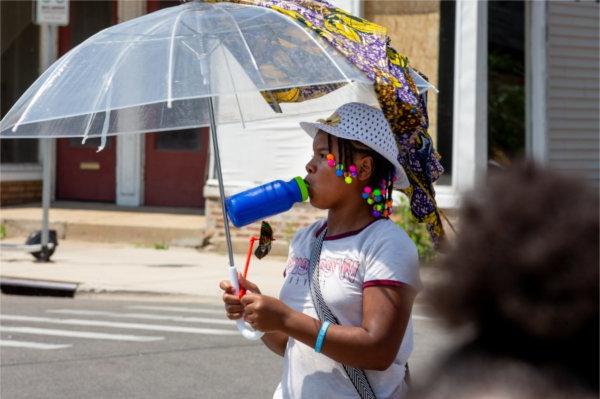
top-left (0, 1), bottom-right (377, 145)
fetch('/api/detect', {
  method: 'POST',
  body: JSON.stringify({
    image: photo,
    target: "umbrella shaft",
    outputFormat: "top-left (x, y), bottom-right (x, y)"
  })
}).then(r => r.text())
top-left (208, 98), bottom-right (235, 267)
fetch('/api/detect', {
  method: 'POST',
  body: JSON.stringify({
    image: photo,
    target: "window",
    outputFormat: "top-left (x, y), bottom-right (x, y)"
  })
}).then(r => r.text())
top-left (488, 1), bottom-right (525, 167)
top-left (1, 1), bottom-right (40, 164)
top-left (155, 130), bottom-right (202, 151)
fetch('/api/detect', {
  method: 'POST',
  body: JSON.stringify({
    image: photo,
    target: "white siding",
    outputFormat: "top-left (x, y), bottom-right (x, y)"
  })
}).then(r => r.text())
top-left (546, 1), bottom-right (599, 185)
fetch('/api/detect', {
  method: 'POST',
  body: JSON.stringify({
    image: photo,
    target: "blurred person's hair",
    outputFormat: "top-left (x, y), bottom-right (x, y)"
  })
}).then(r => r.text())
top-left (409, 350), bottom-right (597, 399)
top-left (428, 161), bottom-right (599, 391)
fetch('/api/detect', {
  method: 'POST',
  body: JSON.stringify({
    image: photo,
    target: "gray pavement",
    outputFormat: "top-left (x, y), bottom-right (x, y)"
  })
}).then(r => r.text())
top-left (0, 294), bottom-right (459, 399)
top-left (0, 238), bottom-right (287, 301)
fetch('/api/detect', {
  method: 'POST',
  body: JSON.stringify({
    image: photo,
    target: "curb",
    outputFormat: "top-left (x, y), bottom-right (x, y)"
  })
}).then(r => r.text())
top-left (0, 276), bottom-right (79, 297)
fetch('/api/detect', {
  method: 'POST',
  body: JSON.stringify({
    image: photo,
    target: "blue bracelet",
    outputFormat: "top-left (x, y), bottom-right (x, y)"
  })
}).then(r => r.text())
top-left (314, 321), bottom-right (331, 353)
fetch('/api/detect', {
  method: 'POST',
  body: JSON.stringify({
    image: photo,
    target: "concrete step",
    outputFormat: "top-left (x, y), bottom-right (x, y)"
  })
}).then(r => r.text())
top-left (0, 201), bottom-right (292, 256)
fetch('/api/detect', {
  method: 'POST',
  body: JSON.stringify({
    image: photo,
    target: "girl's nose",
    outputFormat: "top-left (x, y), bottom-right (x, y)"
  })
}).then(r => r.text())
top-left (305, 159), bottom-right (315, 174)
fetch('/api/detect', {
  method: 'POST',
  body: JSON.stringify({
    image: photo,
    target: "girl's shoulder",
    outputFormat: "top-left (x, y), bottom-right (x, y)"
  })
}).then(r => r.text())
top-left (366, 218), bottom-right (413, 244)
top-left (363, 219), bottom-right (418, 258)
top-left (291, 219), bottom-right (326, 243)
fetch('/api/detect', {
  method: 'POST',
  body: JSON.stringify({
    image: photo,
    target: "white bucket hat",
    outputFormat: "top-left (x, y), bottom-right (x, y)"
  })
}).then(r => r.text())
top-left (300, 102), bottom-right (410, 189)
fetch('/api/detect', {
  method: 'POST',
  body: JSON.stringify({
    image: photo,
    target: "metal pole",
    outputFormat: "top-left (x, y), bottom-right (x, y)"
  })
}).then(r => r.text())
top-left (207, 97), bottom-right (235, 267)
top-left (40, 138), bottom-right (51, 259)
top-left (39, 23), bottom-right (56, 261)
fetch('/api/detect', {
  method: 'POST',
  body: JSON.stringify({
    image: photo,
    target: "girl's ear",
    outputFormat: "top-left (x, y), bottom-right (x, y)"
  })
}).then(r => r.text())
top-left (357, 155), bottom-right (374, 181)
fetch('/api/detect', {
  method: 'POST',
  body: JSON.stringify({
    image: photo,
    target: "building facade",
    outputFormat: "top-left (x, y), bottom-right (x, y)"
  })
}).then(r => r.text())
top-left (1, 1), bottom-right (598, 243)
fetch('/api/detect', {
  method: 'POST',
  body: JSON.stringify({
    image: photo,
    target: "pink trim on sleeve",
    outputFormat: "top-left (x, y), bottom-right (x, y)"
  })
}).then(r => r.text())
top-left (363, 280), bottom-right (412, 289)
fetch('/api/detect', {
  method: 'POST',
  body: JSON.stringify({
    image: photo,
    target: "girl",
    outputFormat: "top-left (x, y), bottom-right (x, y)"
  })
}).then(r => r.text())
top-left (220, 102), bottom-right (421, 399)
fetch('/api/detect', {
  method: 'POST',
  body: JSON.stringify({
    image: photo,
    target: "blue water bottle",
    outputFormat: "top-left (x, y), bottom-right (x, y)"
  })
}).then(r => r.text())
top-left (225, 177), bottom-right (309, 228)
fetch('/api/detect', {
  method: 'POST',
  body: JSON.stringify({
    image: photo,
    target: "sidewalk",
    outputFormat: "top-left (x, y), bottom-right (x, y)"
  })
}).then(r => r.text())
top-left (0, 238), bottom-right (287, 302)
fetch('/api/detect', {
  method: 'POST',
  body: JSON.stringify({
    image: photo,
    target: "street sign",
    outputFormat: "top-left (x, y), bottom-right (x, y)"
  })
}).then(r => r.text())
top-left (34, 0), bottom-right (69, 26)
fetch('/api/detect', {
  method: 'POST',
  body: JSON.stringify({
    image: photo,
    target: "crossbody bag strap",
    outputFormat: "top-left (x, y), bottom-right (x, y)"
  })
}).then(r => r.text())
top-left (308, 226), bottom-right (377, 399)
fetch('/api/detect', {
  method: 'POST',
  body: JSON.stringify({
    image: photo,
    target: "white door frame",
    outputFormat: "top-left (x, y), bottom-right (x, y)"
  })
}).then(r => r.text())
top-left (525, 0), bottom-right (548, 164)
top-left (435, 0), bottom-right (488, 208)
top-left (115, 0), bottom-right (147, 206)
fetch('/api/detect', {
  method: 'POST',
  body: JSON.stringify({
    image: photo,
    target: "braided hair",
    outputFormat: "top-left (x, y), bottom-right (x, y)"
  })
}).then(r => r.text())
top-left (326, 132), bottom-right (395, 213)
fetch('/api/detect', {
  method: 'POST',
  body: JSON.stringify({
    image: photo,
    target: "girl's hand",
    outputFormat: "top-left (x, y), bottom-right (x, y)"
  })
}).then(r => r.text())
top-left (219, 274), bottom-right (261, 320)
top-left (240, 293), bottom-right (293, 332)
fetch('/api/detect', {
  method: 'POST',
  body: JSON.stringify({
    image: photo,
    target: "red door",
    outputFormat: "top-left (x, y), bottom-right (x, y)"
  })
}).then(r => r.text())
top-left (56, 137), bottom-right (116, 201)
top-left (144, 0), bottom-right (210, 209)
top-left (144, 129), bottom-right (210, 208)
top-left (56, 1), bottom-right (117, 202)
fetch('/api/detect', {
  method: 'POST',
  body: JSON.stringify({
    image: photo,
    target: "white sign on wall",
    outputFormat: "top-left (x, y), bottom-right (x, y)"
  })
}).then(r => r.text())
top-left (35, 0), bottom-right (69, 26)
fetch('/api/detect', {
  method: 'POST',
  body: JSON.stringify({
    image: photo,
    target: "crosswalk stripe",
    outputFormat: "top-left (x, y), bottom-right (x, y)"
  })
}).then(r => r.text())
top-left (1, 315), bottom-right (238, 335)
top-left (0, 339), bottom-right (72, 350)
top-left (127, 305), bottom-right (224, 315)
top-left (46, 309), bottom-right (234, 325)
top-left (412, 314), bottom-right (436, 321)
top-left (0, 327), bottom-right (163, 342)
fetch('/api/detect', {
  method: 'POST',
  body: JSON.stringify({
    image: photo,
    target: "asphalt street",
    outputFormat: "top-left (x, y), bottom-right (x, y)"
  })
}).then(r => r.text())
top-left (0, 294), bottom-right (459, 399)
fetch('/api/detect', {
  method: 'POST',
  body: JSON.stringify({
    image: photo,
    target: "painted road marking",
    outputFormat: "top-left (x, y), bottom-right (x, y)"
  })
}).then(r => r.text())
top-left (412, 314), bottom-right (436, 321)
top-left (1, 315), bottom-right (238, 336)
top-left (46, 309), bottom-right (233, 325)
top-left (0, 327), bottom-right (163, 342)
top-left (0, 339), bottom-right (72, 350)
top-left (127, 305), bottom-right (224, 315)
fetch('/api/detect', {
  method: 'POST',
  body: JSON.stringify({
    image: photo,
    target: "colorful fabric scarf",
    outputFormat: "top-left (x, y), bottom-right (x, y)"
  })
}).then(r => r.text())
top-left (212, 0), bottom-right (446, 245)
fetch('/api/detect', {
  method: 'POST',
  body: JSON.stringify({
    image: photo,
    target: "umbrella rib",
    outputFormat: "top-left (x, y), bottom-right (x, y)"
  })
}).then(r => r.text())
top-left (218, 41), bottom-right (246, 129)
top-left (86, 17), bottom-right (175, 148)
top-left (11, 43), bottom-right (88, 133)
top-left (215, 5), bottom-right (282, 117)
top-left (292, 21), bottom-right (353, 86)
top-left (214, 5), bottom-right (264, 87)
top-left (167, 5), bottom-right (197, 108)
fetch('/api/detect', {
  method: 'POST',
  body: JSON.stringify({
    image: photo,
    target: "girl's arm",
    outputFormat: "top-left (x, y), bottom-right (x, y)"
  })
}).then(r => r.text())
top-left (241, 284), bottom-right (416, 370)
top-left (261, 331), bottom-right (289, 357)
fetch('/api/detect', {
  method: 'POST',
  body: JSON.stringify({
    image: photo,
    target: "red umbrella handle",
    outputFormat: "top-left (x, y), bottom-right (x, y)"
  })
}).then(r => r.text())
top-left (239, 236), bottom-right (258, 298)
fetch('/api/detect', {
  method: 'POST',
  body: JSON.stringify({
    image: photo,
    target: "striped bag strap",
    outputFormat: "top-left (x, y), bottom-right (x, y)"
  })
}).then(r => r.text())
top-left (308, 227), bottom-right (377, 399)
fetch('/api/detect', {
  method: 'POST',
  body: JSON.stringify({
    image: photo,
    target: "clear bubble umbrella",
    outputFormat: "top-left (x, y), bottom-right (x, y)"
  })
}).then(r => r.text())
top-left (0, 1), bottom-right (378, 142)
top-left (0, 0), bottom-right (432, 339)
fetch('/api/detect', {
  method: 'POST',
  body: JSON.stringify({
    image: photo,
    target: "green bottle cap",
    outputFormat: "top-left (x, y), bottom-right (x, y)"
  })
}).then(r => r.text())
top-left (293, 176), bottom-right (309, 202)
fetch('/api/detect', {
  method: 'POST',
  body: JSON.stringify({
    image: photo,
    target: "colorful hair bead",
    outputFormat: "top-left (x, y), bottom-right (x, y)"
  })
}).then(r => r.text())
top-left (326, 154), bottom-right (335, 168)
top-left (348, 165), bottom-right (358, 178)
top-left (361, 178), bottom-right (394, 219)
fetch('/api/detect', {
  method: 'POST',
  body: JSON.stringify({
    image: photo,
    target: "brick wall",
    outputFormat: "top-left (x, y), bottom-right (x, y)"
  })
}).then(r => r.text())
top-left (364, 1), bottom-right (441, 145)
top-left (0, 180), bottom-right (42, 206)
top-left (205, 196), bottom-right (327, 256)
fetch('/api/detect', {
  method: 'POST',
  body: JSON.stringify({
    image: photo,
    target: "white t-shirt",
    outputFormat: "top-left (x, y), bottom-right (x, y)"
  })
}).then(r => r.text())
top-left (273, 218), bottom-right (421, 399)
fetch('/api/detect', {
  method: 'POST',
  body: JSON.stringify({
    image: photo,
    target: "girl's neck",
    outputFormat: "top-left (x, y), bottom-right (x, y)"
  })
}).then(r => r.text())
top-left (326, 201), bottom-right (376, 237)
